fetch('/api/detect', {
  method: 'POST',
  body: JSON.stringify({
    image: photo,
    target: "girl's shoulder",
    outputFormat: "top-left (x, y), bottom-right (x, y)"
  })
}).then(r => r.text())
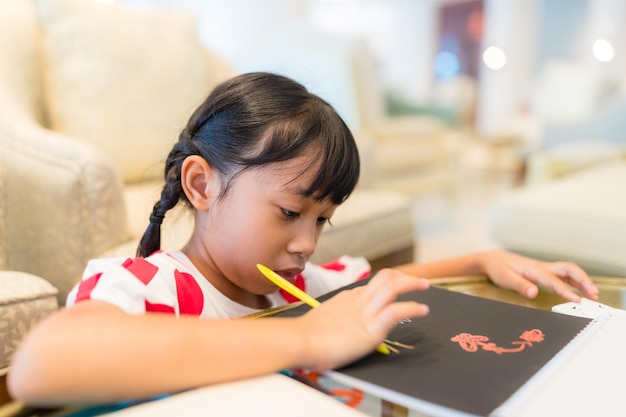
top-left (69, 250), bottom-right (201, 313)
top-left (82, 250), bottom-right (189, 279)
top-left (300, 255), bottom-right (371, 297)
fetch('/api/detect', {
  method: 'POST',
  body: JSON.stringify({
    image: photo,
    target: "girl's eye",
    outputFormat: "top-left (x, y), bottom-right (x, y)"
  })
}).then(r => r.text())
top-left (317, 217), bottom-right (330, 226)
top-left (281, 208), bottom-right (299, 219)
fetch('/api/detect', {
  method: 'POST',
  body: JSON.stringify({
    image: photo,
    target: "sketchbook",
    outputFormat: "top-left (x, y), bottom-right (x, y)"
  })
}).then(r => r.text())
top-left (274, 278), bottom-right (601, 417)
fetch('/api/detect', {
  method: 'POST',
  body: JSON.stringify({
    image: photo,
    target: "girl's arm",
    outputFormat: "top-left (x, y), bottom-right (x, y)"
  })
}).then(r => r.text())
top-left (8, 269), bottom-right (430, 407)
top-left (394, 250), bottom-right (599, 303)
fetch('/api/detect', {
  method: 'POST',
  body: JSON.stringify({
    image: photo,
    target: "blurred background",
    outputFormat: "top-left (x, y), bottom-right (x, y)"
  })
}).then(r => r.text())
top-left (109, 0), bottom-right (626, 261)
top-left (118, 0), bottom-right (626, 144)
top-left (6, 0), bottom-right (626, 266)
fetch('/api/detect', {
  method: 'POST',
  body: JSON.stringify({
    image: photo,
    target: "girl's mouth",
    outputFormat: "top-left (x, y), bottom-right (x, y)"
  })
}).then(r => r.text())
top-left (276, 271), bottom-right (296, 283)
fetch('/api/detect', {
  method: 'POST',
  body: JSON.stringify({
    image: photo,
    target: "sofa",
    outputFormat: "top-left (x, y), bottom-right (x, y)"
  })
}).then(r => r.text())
top-left (0, 0), bottom-right (417, 398)
top-left (489, 150), bottom-right (626, 277)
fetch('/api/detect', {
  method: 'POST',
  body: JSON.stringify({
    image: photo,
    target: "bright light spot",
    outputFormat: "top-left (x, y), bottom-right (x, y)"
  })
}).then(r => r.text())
top-left (593, 38), bottom-right (615, 62)
top-left (434, 51), bottom-right (460, 79)
top-left (483, 46), bottom-right (506, 70)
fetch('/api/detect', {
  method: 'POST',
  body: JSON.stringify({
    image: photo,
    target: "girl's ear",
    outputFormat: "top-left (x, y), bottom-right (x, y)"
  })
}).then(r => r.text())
top-left (181, 155), bottom-right (219, 211)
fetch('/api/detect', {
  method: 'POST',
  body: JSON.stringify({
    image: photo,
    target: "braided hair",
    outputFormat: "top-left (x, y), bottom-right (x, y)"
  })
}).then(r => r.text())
top-left (137, 72), bottom-right (360, 257)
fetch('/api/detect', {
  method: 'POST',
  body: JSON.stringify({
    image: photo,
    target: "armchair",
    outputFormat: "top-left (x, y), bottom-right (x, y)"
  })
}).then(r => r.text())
top-left (0, 0), bottom-right (234, 304)
top-left (0, 163), bottom-right (59, 402)
top-left (0, 0), bottom-right (416, 307)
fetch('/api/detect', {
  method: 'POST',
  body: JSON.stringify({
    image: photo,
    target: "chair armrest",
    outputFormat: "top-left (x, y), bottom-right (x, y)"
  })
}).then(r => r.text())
top-left (0, 124), bottom-right (131, 303)
top-left (0, 271), bottom-right (58, 370)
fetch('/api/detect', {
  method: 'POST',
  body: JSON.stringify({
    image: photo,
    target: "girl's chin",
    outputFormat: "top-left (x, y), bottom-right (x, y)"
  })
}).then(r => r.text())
top-left (254, 286), bottom-right (280, 296)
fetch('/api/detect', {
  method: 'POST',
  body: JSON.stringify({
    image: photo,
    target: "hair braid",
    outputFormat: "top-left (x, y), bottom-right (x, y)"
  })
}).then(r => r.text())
top-left (136, 149), bottom-right (186, 257)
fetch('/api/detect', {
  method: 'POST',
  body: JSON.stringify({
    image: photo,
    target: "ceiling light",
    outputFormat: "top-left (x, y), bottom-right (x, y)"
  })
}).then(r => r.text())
top-left (593, 38), bottom-right (615, 62)
top-left (482, 46), bottom-right (506, 70)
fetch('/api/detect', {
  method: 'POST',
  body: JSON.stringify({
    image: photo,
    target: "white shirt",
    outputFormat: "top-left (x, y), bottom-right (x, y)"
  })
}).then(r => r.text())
top-left (66, 250), bottom-right (371, 318)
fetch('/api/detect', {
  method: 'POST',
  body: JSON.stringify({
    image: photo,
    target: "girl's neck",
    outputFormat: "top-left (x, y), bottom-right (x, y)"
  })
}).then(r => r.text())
top-left (181, 245), bottom-right (272, 310)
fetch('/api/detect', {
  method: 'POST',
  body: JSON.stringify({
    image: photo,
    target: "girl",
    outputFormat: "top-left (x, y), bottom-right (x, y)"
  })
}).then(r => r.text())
top-left (8, 72), bottom-right (598, 406)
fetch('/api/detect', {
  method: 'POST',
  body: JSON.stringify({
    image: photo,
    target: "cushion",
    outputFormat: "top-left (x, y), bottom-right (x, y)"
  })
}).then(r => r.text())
top-left (489, 162), bottom-right (626, 276)
top-left (36, 0), bottom-right (214, 184)
top-left (123, 181), bottom-right (195, 247)
top-left (0, 272), bottom-right (58, 370)
top-left (0, 0), bottom-right (46, 124)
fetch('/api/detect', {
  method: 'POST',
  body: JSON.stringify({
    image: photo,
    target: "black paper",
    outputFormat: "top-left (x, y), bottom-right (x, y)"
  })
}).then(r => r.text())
top-left (274, 278), bottom-right (592, 416)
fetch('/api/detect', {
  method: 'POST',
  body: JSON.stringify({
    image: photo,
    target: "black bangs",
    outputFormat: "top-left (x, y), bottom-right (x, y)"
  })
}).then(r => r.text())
top-left (246, 98), bottom-right (360, 205)
top-left (305, 110), bottom-right (360, 204)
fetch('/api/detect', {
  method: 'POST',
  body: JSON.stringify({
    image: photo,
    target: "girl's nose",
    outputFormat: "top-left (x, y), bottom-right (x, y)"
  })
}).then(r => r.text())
top-left (287, 225), bottom-right (318, 258)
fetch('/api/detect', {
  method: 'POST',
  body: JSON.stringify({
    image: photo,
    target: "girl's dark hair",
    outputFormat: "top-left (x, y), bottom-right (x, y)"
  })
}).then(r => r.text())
top-left (137, 72), bottom-right (360, 257)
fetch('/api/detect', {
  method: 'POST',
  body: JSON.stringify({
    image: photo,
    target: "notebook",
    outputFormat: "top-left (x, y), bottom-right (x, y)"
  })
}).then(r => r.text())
top-left (274, 278), bottom-right (596, 417)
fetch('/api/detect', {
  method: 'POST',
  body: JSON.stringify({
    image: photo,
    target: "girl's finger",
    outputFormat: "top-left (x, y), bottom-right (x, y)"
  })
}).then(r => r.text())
top-left (370, 301), bottom-right (429, 336)
top-left (547, 262), bottom-right (599, 299)
top-left (363, 270), bottom-right (429, 317)
top-left (509, 263), bottom-right (585, 301)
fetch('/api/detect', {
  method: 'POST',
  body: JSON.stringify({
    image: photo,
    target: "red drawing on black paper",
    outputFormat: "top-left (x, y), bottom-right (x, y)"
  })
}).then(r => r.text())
top-left (450, 329), bottom-right (545, 354)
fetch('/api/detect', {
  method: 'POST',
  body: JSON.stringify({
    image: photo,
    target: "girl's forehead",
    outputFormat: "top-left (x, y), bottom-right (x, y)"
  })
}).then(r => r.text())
top-left (251, 157), bottom-right (322, 194)
top-left (260, 153), bottom-right (319, 175)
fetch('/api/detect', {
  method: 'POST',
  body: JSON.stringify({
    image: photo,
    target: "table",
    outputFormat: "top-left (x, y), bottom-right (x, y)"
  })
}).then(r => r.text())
top-left (430, 275), bottom-right (626, 311)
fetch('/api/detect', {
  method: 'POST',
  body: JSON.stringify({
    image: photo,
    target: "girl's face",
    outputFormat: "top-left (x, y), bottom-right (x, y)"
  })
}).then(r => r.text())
top-left (186, 156), bottom-right (338, 307)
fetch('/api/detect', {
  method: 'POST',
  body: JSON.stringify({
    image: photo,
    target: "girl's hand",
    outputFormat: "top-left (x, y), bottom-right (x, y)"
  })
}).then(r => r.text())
top-left (299, 269), bottom-right (430, 371)
top-left (479, 250), bottom-right (599, 303)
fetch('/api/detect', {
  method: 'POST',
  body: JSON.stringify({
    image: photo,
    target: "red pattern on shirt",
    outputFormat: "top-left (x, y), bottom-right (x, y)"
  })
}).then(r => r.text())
top-left (175, 269), bottom-right (204, 316)
top-left (357, 270), bottom-right (370, 281)
top-left (278, 259), bottom-right (371, 303)
top-left (74, 272), bottom-right (102, 302)
top-left (123, 257), bottom-right (159, 285)
top-left (320, 259), bottom-right (347, 271)
top-left (145, 301), bottom-right (176, 314)
top-left (280, 274), bottom-right (306, 304)
top-left (323, 259), bottom-right (370, 280)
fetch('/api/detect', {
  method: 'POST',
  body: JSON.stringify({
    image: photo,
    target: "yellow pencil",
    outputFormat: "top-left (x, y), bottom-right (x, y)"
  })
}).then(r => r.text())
top-left (257, 263), bottom-right (390, 355)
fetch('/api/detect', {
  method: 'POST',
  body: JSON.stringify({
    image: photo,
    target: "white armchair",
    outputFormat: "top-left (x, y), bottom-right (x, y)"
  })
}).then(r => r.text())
top-left (0, 0), bottom-right (234, 303)
top-left (0, 163), bottom-right (58, 397)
